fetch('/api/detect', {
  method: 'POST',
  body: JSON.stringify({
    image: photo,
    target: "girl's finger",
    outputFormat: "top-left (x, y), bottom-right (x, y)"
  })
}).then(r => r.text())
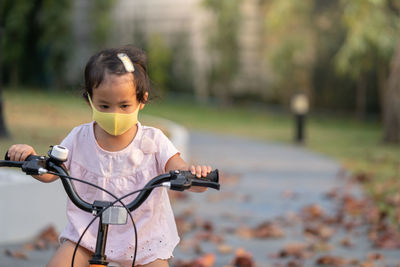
top-left (21, 150), bottom-right (31, 161)
top-left (207, 166), bottom-right (212, 173)
top-left (14, 150), bottom-right (22, 161)
top-left (190, 165), bottom-right (196, 175)
top-left (196, 165), bottom-right (202, 177)
top-left (201, 165), bottom-right (208, 176)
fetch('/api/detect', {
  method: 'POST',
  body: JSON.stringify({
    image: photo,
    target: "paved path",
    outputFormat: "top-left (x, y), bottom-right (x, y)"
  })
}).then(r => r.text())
top-left (172, 132), bottom-right (400, 266)
top-left (0, 132), bottom-right (399, 266)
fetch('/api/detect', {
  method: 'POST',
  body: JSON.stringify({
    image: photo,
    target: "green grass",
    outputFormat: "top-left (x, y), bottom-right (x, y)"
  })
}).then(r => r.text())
top-left (1, 88), bottom-right (400, 221)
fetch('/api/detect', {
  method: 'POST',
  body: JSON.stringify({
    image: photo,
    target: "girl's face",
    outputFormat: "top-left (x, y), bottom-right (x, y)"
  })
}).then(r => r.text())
top-left (90, 72), bottom-right (146, 114)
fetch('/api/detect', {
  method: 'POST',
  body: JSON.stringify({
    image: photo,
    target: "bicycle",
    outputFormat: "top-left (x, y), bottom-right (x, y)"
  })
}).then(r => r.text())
top-left (1, 145), bottom-right (220, 267)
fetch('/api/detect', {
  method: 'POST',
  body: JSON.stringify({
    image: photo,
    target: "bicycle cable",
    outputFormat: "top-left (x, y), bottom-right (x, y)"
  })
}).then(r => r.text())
top-left (72, 183), bottom-right (162, 267)
top-left (48, 171), bottom-right (161, 267)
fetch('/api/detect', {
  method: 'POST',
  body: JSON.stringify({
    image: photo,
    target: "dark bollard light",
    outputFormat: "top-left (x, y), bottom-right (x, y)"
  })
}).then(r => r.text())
top-left (290, 94), bottom-right (309, 144)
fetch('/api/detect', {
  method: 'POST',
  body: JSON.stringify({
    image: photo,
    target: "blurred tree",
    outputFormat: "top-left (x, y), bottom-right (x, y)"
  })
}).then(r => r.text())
top-left (0, 0), bottom-right (71, 88)
top-left (90, 0), bottom-right (116, 50)
top-left (147, 34), bottom-right (173, 97)
top-left (335, 0), bottom-right (397, 120)
top-left (203, 0), bottom-right (241, 105)
top-left (384, 29), bottom-right (400, 143)
top-left (262, 0), bottom-right (316, 106)
top-left (0, 12), bottom-right (9, 137)
top-left (335, 0), bottom-right (400, 142)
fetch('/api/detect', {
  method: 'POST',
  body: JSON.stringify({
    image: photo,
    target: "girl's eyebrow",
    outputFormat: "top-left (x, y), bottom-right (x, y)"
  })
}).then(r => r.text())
top-left (118, 99), bottom-right (133, 104)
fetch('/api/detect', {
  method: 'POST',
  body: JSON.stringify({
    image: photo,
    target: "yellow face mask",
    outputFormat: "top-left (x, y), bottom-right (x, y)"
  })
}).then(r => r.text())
top-left (88, 95), bottom-right (140, 136)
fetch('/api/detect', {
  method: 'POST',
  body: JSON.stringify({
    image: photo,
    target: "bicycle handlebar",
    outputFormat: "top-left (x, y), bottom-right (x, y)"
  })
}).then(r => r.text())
top-left (1, 146), bottom-right (220, 214)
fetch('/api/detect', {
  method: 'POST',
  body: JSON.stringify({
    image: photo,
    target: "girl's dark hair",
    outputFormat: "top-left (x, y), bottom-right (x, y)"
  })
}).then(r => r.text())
top-left (83, 45), bottom-right (150, 103)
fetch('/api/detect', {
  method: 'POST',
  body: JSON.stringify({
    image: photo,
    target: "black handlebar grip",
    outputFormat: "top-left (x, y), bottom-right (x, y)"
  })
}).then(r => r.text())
top-left (204, 169), bottom-right (219, 183)
top-left (178, 169), bottom-right (220, 190)
top-left (4, 151), bottom-right (10, 160)
top-left (180, 169), bottom-right (219, 183)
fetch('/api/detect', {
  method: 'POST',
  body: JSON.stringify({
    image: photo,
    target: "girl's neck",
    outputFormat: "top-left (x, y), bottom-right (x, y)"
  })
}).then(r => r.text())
top-left (93, 123), bottom-right (138, 152)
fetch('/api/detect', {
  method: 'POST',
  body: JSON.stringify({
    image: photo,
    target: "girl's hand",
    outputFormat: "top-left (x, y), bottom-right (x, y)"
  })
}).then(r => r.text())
top-left (7, 144), bottom-right (58, 183)
top-left (7, 144), bottom-right (37, 161)
top-left (189, 165), bottom-right (212, 178)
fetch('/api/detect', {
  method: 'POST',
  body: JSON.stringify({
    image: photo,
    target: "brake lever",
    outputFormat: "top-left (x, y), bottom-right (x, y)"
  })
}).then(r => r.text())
top-left (21, 155), bottom-right (48, 175)
top-left (168, 171), bottom-right (192, 191)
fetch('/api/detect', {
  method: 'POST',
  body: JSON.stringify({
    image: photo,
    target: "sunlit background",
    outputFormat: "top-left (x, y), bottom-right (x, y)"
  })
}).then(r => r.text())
top-left (1, 0), bottom-right (400, 266)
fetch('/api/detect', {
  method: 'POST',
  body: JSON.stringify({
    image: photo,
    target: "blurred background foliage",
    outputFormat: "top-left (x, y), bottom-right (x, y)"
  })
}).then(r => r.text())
top-left (1, 0), bottom-right (400, 140)
top-left (1, 0), bottom-right (400, 224)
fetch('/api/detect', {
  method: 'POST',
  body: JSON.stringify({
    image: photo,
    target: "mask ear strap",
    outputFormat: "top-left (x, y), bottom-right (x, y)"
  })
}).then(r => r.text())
top-left (117, 53), bottom-right (135, 73)
top-left (87, 94), bottom-right (94, 107)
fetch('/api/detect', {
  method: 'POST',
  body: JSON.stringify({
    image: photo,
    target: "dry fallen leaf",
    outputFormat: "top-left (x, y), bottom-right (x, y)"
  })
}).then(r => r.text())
top-left (232, 248), bottom-right (255, 267)
top-left (304, 224), bottom-right (334, 240)
top-left (217, 244), bottom-right (234, 254)
top-left (277, 242), bottom-right (312, 259)
top-left (4, 249), bottom-right (28, 260)
top-left (253, 221), bottom-right (285, 239)
top-left (316, 255), bottom-right (347, 266)
top-left (174, 253), bottom-right (215, 267)
top-left (302, 204), bottom-right (325, 220)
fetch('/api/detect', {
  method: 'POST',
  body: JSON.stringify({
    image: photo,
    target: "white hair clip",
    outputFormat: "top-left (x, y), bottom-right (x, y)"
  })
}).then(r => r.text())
top-left (117, 53), bottom-right (135, 73)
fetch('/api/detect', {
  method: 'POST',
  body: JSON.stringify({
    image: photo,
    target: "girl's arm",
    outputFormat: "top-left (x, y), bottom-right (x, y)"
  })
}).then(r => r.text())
top-left (165, 153), bottom-right (212, 193)
top-left (7, 144), bottom-right (59, 183)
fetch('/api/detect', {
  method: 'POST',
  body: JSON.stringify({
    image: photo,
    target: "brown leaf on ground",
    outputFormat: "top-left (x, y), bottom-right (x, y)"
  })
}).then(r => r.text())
top-left (217, 244), bottom-right (234, 254)
top-left (22, 243), bottom-right (36, 251)
top-left (277, 242), bottom-right (312, 259)
top-left (34, 225), bottom-right (59, 249)
top-left (341, 195), bottom-right (365, 216)
top-left (194, 231), bottom-right (224, 244)
top-left (309, 242), bottom-right (333, 253)
top-left (339, 237), bottom-right (353, 248)
top-left (302, 204), bottom-right (325, 220)
top-left (351, 172), bottom-right (371, 184)
top-left (325, 189), bottom-right (339, 200)
top-left (367, 252), bottom-right (384, 261)
top-left (235, 226), bottom-right (254, 239)
top-left (373, 231), bottom-right (400, 249)
top-left (4, 249), bottom-right (28, 260)
top-left (253, 221), bottom-right (285, 239)
top-left (316, 255), bottom-right (347, 266)
top-left (304, 224), bottom-right (334, 240)
top-left (232, 248), bottom-right (255, 267)
top-left (174, 253), bottom-right (216, 267)
top-left (358, 261), bottom-right (376, 267)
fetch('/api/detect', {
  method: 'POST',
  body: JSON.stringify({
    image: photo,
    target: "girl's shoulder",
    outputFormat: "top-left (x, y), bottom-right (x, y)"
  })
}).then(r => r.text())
top-left (140, 124), bottom-right (168, 141)
top-left (62, 122), bottom-right (94, 145)
top-left (67, 122), bottom-right (93, 137)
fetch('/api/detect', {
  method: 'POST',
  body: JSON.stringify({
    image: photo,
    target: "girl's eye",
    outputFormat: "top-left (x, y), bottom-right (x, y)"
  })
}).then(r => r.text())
top-left (100, 105), bottom-right (109, 109)
top-left (121, 105), bottom-right (129, 108)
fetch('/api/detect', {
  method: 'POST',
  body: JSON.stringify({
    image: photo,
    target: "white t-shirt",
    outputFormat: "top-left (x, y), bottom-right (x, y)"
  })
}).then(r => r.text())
top-left (59, 121), bottom-right (180, 266)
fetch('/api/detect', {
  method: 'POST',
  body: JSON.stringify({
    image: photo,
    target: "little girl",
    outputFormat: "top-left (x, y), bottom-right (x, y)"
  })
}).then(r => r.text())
top-left (7, 45), bottom-right (212, 267)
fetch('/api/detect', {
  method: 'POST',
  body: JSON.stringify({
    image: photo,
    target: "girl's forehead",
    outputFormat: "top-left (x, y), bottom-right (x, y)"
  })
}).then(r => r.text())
top-left (94, 73), bottom-right (137, 99)
top-left (103, 72), bottom-right (134, 86)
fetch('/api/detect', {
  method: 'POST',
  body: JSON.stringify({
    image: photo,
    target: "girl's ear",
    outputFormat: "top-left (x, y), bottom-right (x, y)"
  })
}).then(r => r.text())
top-left (140, 92), bottom-right (149, 110)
